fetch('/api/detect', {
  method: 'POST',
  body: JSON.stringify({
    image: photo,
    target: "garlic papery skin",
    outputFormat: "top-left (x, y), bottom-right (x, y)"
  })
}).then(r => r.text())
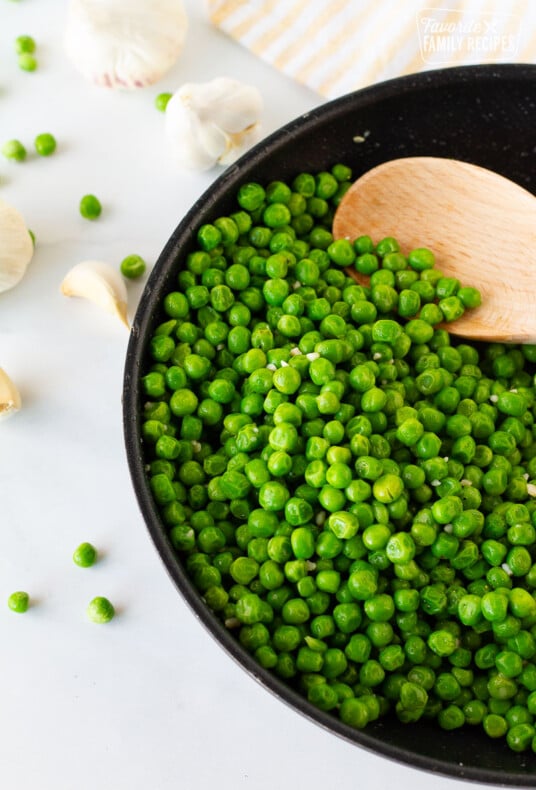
top-left (64, 0), bottom-right (188, 89)
top-left (0, 368), bottom-right (22, 422)
top-left (165, 77), bottom-right (263, 170)
top-left (0, 199), bottom-right (33, 294)
top-left (60, 261), bottom-right (129, 328)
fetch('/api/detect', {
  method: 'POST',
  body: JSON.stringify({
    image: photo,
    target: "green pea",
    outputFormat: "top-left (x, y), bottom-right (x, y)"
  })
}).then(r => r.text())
top-left (414, 432), bottom-right (442, 460)
top-left (258, 481), bottom-right (290, 511)
top-left (15, 34), bottom-right (36, 54)
top-left (438, 705), bottom-right (465, 730)
top-left (339, 698), bottom-right (369, 728)
top-left (328, 511), bottom-right (359, 540)
top-left (509, 587), bottom-right (536, 618)
top-left (348, 568), bottom-right (378, 600)
top-left (395, 288), bottom-right (420, 319)
top-left (154, 91), bottom-right (172, 112)
top-left (18, 52), bottom-right (37, 71)
top-left (483, 713), bottom-right (508, 738)
top-left (119, 255), bottom-right (147, 280)
top-left (495, 650), bottom-right (523, 678)
top-left (372, 473), bottom-right (404, 504)
top-left (8, 591), bottom-right (29, 613)
top-left (361, 387), bottom-right (387, 413)
top-left (282, 598), bottom-right (310, 625)
top-left (386, 532), bottom-right (415, 564)
top-left (507, 723), bottom-right (535, 752)
top-left (236, 593), bottom-right (273, 625)
top-left (359, 658), bottom-right (385, 687)
top-left (400, 681), bottom-right (428, 711)
top-left (79, 194), bottom-right (102, 220)
top-left (326, 239), bottom-right (355, 267)
top-left (408, 248), bottom-right (435, 271)
top-left (169, 389), bottom-right (198, 416)
top-left (86, 596), bottom-right (115, 624)
top-left (364, 593), bottom-right (395, 623)
top-left (73, 542), bottom-right (97, 568)
top-left (481, 591), bottom-right (509, 623)
top-left (34, 132), bottom-right (56, 156)
top-left (164, 292), bottom-right (189, 319)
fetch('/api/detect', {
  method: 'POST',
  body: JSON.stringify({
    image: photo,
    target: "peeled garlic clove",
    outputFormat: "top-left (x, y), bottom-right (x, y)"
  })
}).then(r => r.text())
top-left (64, 0), bottom-right (188, 89)
top-left (0, 368), bottom-right (22, 422)
top-left (61, 261), bottom-right (129, 328)
top-left (0, 199), bottom-right (33, 293)
top-left (165, 77), bottom-right (263, 171)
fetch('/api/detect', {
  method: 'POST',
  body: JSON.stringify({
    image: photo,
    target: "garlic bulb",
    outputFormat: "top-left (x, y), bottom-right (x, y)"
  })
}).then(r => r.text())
top-left (60, 261), bottom-right (129, 328)
top-left (0, 368), bottom-right (22, 422)
top-left (165, 77), bottom-right (263, 170)
top-left (64, 0), bottom-right (188, 89)
top-left (0, 199), bottom-right (33, 293)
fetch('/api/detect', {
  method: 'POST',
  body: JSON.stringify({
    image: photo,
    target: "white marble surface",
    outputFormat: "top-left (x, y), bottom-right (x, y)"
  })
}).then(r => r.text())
top-left (0, 2), bottom-right (495, 789)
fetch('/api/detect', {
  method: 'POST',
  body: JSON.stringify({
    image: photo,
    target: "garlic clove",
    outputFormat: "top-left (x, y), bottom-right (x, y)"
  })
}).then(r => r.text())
top-left (205, 78), bottom-right (263, 133)
top-left (60, 261), bottom-right (129, 328)
top-left (218, 124), bottom-right (262, 166)
top-left (64, 0), bottom-right (188, 89)
top-left (0, 199), bottom-right (34, 293)
top-left (166, 100), bottom-right (226, 170)
top-left (0, 368), bottom-right (22, 422)
top-left (165, 77), bottom-right (263, 171)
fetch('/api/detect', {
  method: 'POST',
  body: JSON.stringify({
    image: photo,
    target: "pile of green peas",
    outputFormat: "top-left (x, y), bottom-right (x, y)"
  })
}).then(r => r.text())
top-left (140, 163), bottom-right (536, 754)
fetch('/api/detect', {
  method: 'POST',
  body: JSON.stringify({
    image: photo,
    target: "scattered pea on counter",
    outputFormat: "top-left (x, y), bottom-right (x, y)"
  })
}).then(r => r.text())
top-left (34, 133), bottom-right (57, 157)
top-left (18, 52), bottom-right (37, 71)
top-left (1, 139), bottom-right (27, 162)
top-left (86, 596), bottom-right (115, 624)
top-left (8, 591), bottom-right (29, 613)
top-left (15, 35), bottom-right (36, 55)
top-left (79, 194), bottom-right (102, 220)
top-left (120, 254), bottom-right (146, 279)
top-left (73, 542), bottom-right (97, 568)
top-left (154, 92), bottom-right (172, 112)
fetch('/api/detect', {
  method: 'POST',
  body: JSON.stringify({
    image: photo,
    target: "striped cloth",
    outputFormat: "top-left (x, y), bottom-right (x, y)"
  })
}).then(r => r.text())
top-left (206, 0), bottom-right (535, 99)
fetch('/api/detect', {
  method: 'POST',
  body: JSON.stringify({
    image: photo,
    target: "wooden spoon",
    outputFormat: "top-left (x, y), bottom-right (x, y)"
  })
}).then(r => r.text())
top-left (332, 157), bottom-right (536, 343)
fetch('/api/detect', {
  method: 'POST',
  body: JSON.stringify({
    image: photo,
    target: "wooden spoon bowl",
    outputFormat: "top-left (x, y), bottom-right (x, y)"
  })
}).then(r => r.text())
top-left (333, 157), bottom-right (536, 343)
